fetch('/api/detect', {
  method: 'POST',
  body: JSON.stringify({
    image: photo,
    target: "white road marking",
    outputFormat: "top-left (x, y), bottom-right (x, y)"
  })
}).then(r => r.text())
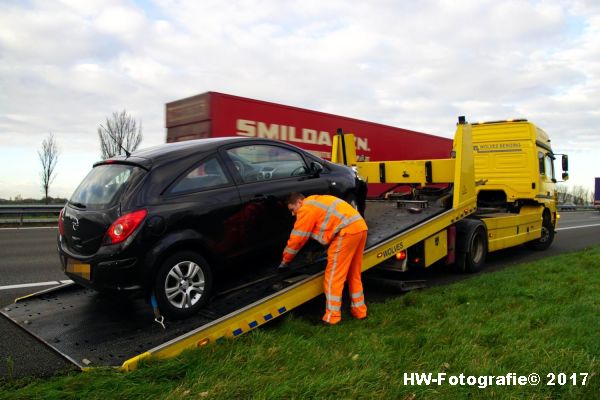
top-left (556, 223), bottom-right (600, 231)
top-left (0, 280), bottom-right (73, 291)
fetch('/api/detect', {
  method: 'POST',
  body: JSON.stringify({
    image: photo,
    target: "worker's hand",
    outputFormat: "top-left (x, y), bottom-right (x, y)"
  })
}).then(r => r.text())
top-left (276, 262), bottom-right (289, 271)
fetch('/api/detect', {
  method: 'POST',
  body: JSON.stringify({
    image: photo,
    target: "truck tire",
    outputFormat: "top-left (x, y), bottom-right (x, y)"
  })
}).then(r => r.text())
top-left (454, 219), bottom-right (488, 273)
top-left (525, 217), bottom-right (555, 251)
top-left (154, 251), bottom-right (213, 320)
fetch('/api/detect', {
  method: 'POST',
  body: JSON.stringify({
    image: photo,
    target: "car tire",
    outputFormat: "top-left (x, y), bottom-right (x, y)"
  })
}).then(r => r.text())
top-left (154, 251), bottom-right (213, 320)
top-left (454, 219), bottom-right (487, 273)
top-left (525, 216), bottom-right (555, 251)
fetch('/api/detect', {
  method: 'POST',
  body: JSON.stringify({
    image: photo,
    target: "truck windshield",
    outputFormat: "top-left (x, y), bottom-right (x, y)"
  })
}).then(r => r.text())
top-left (69, 164), bottom-right (143, 210)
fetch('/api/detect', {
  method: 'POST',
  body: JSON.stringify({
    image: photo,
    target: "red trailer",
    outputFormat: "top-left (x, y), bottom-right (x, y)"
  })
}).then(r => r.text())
top-left (166, 92), bottom-right (452, 197)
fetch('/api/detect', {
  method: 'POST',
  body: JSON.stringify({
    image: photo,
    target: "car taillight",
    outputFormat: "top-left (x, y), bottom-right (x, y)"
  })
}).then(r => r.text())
top-left (58, 208), bottom-right (65, 236)
top-left (105, 209), bottom-right (147, 245)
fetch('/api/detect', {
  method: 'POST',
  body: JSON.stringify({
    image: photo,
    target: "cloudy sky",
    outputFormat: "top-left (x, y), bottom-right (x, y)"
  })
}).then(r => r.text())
top-left (1, 0), bottom-right (598, 200)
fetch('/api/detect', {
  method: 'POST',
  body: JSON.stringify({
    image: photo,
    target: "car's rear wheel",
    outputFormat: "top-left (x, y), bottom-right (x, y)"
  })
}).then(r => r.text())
top-left (154, 251), bottom-right (213, 319)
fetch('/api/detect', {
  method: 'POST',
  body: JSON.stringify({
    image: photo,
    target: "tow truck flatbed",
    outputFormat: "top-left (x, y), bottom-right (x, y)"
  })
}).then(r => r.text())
top-left (1, 201), bottom-right (449, 369)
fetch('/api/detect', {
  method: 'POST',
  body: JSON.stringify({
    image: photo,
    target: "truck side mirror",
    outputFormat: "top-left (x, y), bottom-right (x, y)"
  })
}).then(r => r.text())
top-left (311, 161), bottom-right (324, 176)
top-left (562, 172), bottom-right (569, 181)
top-left (562, 154), bottom-right (569, 172)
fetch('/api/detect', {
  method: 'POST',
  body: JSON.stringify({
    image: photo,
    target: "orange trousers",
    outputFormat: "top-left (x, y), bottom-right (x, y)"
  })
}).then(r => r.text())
top-left (322, 230), bottom-right (368, 324)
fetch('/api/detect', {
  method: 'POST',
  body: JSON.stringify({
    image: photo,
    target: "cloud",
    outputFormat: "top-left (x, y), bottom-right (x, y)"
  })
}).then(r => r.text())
top-left (0, 0), bottom-right (599, 198)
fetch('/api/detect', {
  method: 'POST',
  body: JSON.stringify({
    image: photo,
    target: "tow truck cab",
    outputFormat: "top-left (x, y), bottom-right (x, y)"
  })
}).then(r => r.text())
top-left (471, 119), bottom-right (569, 209)
top-left (470, 120), bottom-right (569, 251)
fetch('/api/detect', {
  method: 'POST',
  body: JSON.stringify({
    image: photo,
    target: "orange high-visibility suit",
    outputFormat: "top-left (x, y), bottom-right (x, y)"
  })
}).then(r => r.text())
top-left (282, 195), bottom-right (368, 324)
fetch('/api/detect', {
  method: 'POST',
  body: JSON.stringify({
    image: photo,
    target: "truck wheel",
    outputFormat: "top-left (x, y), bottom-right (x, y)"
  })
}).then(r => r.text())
top-left (525, 217), bottom-right (555, 251)
top-left (154, 251), bottom-right (213, 320)
top-left (455, 219), bottom-right (488, 273)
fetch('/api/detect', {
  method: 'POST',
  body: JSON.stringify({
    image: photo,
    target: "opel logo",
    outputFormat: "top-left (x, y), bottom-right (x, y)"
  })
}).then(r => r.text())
top-left (72, 217), bottom-right (80, 231)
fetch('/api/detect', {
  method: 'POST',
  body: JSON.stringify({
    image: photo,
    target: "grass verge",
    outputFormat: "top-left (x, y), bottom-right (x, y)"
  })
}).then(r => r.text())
top-left (2, 247), bottom-right (599, 399)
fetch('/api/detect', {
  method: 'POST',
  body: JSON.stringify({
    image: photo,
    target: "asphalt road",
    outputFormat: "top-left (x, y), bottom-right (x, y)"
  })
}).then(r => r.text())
top-left (1, 211), bottom-right (599, 379)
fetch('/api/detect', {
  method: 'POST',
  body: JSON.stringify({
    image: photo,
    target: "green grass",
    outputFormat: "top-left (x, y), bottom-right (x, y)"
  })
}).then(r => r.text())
top-left (2, 247), bottom-right (599, 399)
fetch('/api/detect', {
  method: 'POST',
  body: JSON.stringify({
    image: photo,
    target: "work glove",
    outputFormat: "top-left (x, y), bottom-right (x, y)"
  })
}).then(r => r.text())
top-left (276, 262), bottom-right (289, 271)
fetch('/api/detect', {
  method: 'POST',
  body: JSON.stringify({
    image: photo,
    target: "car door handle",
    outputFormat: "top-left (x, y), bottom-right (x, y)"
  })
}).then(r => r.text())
top-left (251, 194), bottom-right (278, 204)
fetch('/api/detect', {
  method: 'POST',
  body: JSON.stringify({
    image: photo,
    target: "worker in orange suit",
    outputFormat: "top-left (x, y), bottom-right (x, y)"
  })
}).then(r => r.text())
top-left (278, 193), bottom-right (368, 325)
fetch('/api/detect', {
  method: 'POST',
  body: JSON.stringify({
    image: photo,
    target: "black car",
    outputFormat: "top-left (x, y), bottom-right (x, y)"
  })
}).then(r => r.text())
top-left (58, 137), bottom-right (367, 319)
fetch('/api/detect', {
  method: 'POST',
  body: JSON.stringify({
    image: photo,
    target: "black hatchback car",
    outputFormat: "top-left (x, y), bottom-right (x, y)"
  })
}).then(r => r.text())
top-left (58, 137), bottom-right (367, 319)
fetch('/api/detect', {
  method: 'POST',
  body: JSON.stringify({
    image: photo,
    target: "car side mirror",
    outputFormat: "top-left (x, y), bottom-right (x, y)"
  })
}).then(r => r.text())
top-left (311, 161), bottom-right (324, 176)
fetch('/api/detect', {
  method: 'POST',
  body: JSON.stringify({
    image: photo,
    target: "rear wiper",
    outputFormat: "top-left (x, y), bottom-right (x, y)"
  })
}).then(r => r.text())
top-left (69, 201), bottom-right (87, 209)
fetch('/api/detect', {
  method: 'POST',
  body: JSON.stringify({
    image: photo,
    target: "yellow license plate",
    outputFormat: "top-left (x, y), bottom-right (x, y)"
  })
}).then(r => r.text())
top-left (66, 259), bottom-right (91, 280)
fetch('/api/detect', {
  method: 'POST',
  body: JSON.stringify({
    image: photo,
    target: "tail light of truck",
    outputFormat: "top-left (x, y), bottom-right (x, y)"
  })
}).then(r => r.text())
top-left (395, 250), bottom-right (407, 261)
top-left (104, 209), bottom-right (148, 245)
top-left (58, 208), bottom-right (65, 236)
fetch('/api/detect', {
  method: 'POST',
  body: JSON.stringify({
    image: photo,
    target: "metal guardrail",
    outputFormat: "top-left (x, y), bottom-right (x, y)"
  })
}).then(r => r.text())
top-left (0, 203), bottom-right (594, 226)
top-left (0, 204), bottom-right (64, 226)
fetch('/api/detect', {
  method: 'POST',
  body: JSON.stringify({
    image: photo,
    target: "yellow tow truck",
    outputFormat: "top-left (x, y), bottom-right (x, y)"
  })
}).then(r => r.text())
top-left (1, 117), bottom-right (567, 371)
top-left (334, 116), bottom-right (568, 272)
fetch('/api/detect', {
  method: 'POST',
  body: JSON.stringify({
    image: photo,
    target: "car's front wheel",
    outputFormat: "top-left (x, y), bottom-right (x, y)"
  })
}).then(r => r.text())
top-left (154, 251), bottom-right (213, 320)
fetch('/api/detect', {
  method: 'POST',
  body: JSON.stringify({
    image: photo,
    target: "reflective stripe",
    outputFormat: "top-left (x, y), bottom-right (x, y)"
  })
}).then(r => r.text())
top-left (351, 291), bottom-right (364, 299)
top-left (284, 246), bottom-right (298, 255)
top-left (318, 199), bottom-right (343, 243)
top-left (327, 304), bottom-right (341, 311)
top-left (334, 214), bottom-right (363, 236)
top-left (306, 197), bottom-right (362, 244)
top-left (326, 294), bottom-right (342, 302)
top-left (344, 214), bottom-right (362, 227)
top-left (327, 236), bottom-right (344, 299)
top-left (305, 200), bottom-right (329, 211)
top-left (328, 207), bottom-right (346, 222)
top-left (311, 232), bottom-right (327, 245)
top-left (351, 300), bottom-right (365, 308)
top-left (291, 229), bottom-right (311, 238)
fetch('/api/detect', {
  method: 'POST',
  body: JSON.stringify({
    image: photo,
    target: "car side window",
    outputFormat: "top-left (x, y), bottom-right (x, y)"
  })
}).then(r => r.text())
top-left (170, 157), bottom-right (230, 194)
top-left (226, 145), bottom-right (308, 183)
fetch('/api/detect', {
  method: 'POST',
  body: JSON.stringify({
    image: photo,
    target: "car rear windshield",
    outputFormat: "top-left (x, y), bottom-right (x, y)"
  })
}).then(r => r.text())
top-left (69, 164), bottom-right (144, 210)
